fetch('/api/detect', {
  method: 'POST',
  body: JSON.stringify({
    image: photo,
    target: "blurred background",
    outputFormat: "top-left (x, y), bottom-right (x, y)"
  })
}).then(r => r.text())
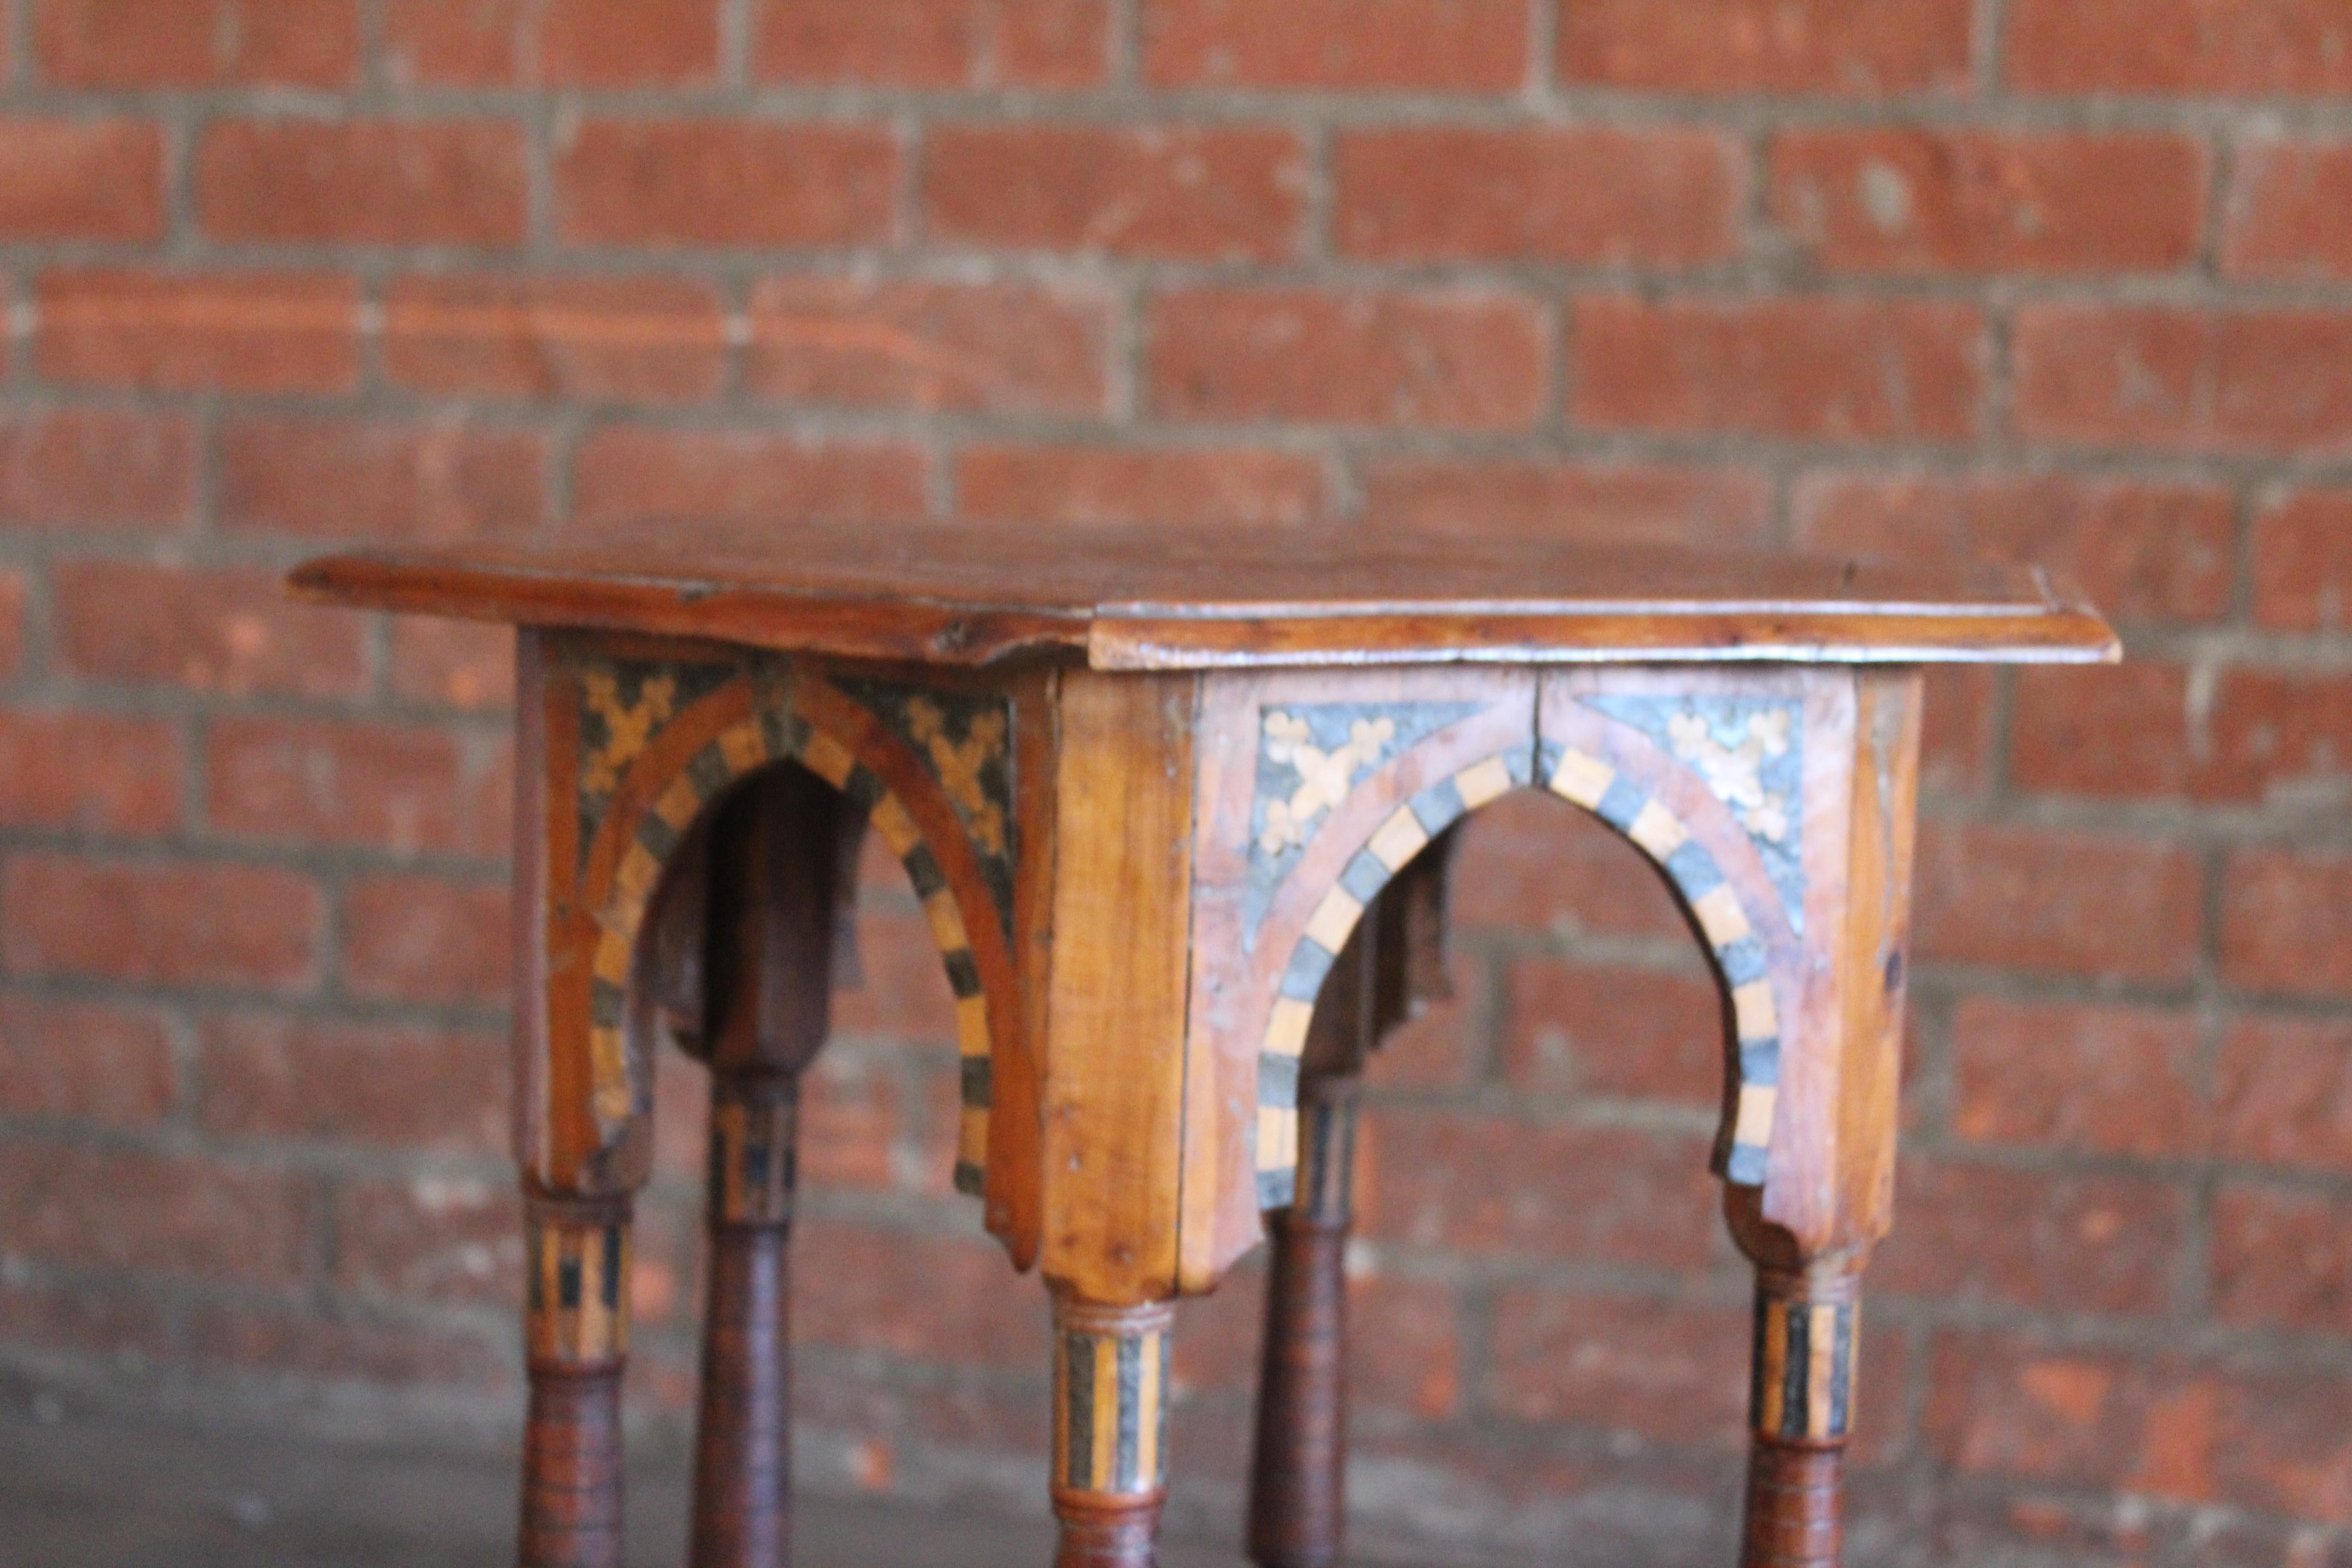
top-left (0, 0), bottom-right (2348, 1564)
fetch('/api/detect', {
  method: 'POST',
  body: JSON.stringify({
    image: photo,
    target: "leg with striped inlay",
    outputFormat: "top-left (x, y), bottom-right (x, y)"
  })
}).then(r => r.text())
top-left (520, 1192), bottom-right (634, 1568)
top-left (1739, 1258), bottom-right (1864, 1568)
top-left (1051, 1294), bottom-right (1176, 1568)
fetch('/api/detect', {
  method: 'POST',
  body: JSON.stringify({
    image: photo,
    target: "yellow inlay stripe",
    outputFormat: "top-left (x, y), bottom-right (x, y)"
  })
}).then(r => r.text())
top-left (1733, 979), bottom-right (1779, 1043)
top-left (1303, 885), bottom-right (1362, 956)
top-left (955, 994), bottom-right (991, 1059)
top-left (800, 730), bottom-right (857, 788)
top-left (717, 721), bottom-right (767, 775)
top-left (1263, 998), bottom-right (1315, 1059)
top-left (613, 840), bottom-right (663, 914)
top-left (1548, 749), bottom-right (1615, 809)
top-left (1627, 799), bottom-right (1689, 858)
top-left (1090, 1326), bottom-right (1118, 1495)
top-left (1256, 1104), bottom-right (1298, 1172)
top-left (1733, 1083), bottom-right (1778, 1149)
top-left (922, 887), bottom-right (970, 955)
top-left (653, 773), bottom-right (704, 832)
top-left (1691, 883), bottom-right (1751, 947)
top-left (1135, 1329), bottom-right (1163, 1488)
top-left (958, 1106), bottom-right (989, 1168)
top-left (1808, 1303), bottom-right (1840, 1440)
top-left (592, 926), bottom-right (633, 988)
top-left (868, 794), bottom-right (922, 858)
top-left (1454, 754), bottom-right (1515, 809)
top-left (1367, 807), bottom-right (1429, 871)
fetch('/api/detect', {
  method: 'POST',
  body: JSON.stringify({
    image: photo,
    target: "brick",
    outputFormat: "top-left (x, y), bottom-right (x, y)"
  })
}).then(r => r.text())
top-left (2216, 1016), bottom-right (2352, 1174)
top-left (336, 1176), bottom-right (521, 1306)
top-left (387, 275), bottom-right (727, 405)
top-left (0, 997), bottom-right (174, 1126)
top-left (2226, 141), bottom-right (2352, 280)
top-left (2014, 307), bottom-right (2352, 455)
top-left (1151, 288), bottom-right (1546, 430)
top-left (1501, 955), bottom-right (1722, 1108)
top-left (2009, 0), bottom-right (2352, 95)
top-left (796, 1220), bottom-right (1048, 1366)
top-left (2254, 490), bottom-right (2352, 632)
top-left (1771, 129), bottom-right (2205, 275)
top-left (1560, 0), bottom-right (1972, 94)
top-left (1573, 296), bottom-right (1983, 441)
top-left (1488, 1288), bottom-right (1747, 1445)
top-left (198, 119), bottom-right (526, 247)
top-left (0, 707), bottom-right (182, 835)
top-left (1876, 1159), bottom-right (2182, 1316)
top-left (0, 119), bottom-right (164, 241)
top-left (1363, 949), bottom-right (1481, 1090)
top-left (0, 573), bottom-right (25, 684)
top-left (35, 0), bottom-right (358, 87)
top-left (801, 1049), bottom-right (906, 1190)
top-left (2017, 664), bottom-right (2352, 807)
top-left (748, 277), bottom-right (1108, 415)
top-left (54, 562), bottom-right (368, 698)
top-left (2222, 850), bottom-right (2352, 1002)
top-left (1336, 126), bottom-right (1742, 266)
top-left (339, 873), bottom-right (510, 1006)
top-left (38, 269), bottom-right (361, 394)
top-left (392, 620), bottom-right (516, 711)
top-left (220, 416), bottom-right (546, 542)
top-left (1951, 999), bottom-right (2204, 1159)
top-left (1450, 788), bottom-right (1691, 940)
top-left (197, 1014), bottom-right (505, 1155)
top-left (0, 1279), bottom-right (172, 1362)
top-left (956, 444), bottom-right (1325, 528)
top-left (831, 906), bottom-right (958, 1042)
top-left (1792, 472), bottom-right (2236, 625)
top-left (382, 0), bottom-right (519, 84)
top-left (185, 1300), bottom-right (504, 1388)
top-left (0, 1142), bottom-right (314, 1285)
top-left (1920, 666), bottom-right (1994, 798)
top-left (758, 0), bottom-right (1107, 88)
top-left (1913, 822), bottom-right (2203, 982)
top-left (1362, 1110), bottom-right (1719, 1271)
top-left (3, 855), bottom-right (323, 991)
top-left (556, 120), bottom-right (898, 248)
top-left (2213, 1184), bottom-right (2352, 1335)
top-left (0, 408), bottom-right (197, 532)
top-left (1925, 1333), bottom-right (2352, 1521)
top-left (925, 125), bottom-right (1303, 262)
top-left (572, 426), bottom-right (928, 527)
top-left (1143, 0), bottom-right (1527, 90)
top-left (539, 0), bottom-right (717, 84)
top-left (1361, 458), bottom-right (1770, 544)
top-left (206, 716), bottom-right (507, 857)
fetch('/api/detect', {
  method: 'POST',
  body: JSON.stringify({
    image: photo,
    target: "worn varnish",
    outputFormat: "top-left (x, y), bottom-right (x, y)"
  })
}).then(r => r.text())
top-left (292, 521), bottom-right (2116, 1568)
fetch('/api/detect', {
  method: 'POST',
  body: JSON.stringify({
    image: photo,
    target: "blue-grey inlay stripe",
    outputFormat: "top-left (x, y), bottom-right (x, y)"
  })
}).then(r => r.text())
top-left (686, 745), bottom-right (734, 798)
top-left (1409, 776), bottom-right (1467, 834)
top-left (1740, 1038), bottom-right (1780, 1086)
top-left (1724, 1142), bottom-right (1769, 1186)
top-left (901, 843), bottom-right (949, 900)
top-left (1716, 937), bottom-right (1769, 988)
top-left (954, 1161), bottom-right (984, 1196)
top-left (1279, 937), bottom-right (1336, 1001)
top-left (942, 948), bottom-right (985, 1000)
top-left (1666, 841), bottom-right (1725, 899)
top-left (1114, 1334), bottom-right (1142, 1492)
top-left (1259, 1050), bottom-right (1301, 1109)
top-left (1828, 1304), bottom-right (1853, 1436)
top-left (1258, 1167), bottom-right (1297, 1210)
top-left (1594, 776), bottom-right (1649, 831)
top-left (843, 765), bottom-right (885, 811)
top-left (1340, 850), bottom-right (1392, 904)
top-left (589, 979), bottom-right (627, 1029)
top-left (637, 811), bottom-right (681, 861)
top-left (960, 1055), bottom-right (993, 1108)
top-left (760, 710), bottom-right (801, 759)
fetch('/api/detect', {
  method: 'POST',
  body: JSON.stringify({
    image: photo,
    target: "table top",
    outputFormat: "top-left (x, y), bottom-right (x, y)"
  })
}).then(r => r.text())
top-left (289, 519), bottom-right (2120, 671)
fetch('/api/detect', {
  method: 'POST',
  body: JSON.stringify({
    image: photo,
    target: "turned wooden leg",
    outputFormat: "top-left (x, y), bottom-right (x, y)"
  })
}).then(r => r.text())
top-left (1740, 1259), bottom-right (1863, 1568)
top-left (683, 764), bottom-right (851, 1568)
top-left (521, 1191), bottom-right (634, 1568)
top-left (1246, 1073), bottom-right (1358, 1568)
top-left (1052, 1294), bottom-right (1175, 1568)
top-left (691, 1070), bottom-right (801, 1567)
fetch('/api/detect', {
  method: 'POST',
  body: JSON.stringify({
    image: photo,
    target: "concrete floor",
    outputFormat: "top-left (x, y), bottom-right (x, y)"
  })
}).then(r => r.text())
top-left (0, 1376), bottom-right (1246, 1568)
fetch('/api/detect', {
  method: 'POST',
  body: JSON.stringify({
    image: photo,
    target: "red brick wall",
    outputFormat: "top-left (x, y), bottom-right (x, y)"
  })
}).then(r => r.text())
top-left (1, 0), bottom-right (2349, 1560)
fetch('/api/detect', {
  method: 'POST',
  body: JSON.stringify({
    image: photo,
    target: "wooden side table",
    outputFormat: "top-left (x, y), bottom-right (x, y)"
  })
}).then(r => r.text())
top-left (293, 523), bottom-right (2116, 1568)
